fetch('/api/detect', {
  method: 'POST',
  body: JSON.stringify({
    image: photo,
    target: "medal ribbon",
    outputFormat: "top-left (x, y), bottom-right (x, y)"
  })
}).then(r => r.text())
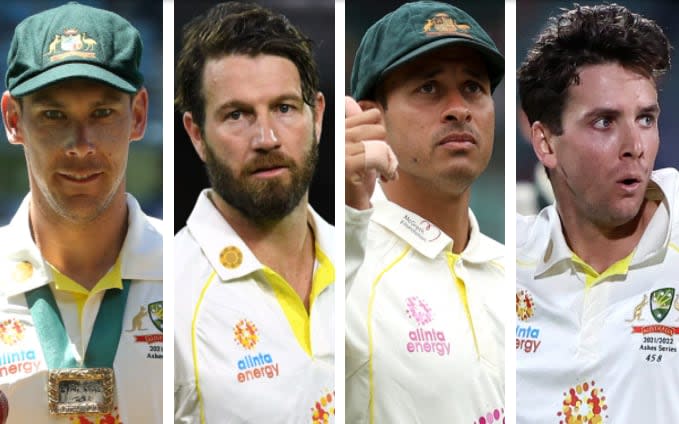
top-left (25, 280), bottom-right (131, 369)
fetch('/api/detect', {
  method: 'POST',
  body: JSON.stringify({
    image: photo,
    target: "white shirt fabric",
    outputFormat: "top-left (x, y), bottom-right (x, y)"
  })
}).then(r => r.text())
top-left (517, 168), bottom-right (679, 423)
top-left (346, 193), bottom-right (505, 424)
top-left (174, 189), bottom-right (335, 424)
top-left (0, 194), bottom-right (163, 424)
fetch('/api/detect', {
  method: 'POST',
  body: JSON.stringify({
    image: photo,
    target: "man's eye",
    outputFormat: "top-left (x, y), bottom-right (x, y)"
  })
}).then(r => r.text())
top-left (43, 110), bottom-right (65, 120)
top-left (592, 117), bottom-right (612, 129)
top-left (465, 81), bottom-right (482, 94)
top-left (419, 82), bottom-right (435, 94)
top-left (93, 108), bottom-right (113, 118)
top-left (639, 115), bottom-right (656, 128)
top-left (227, 111), bottom-right (242, 120)
top-left (279, 104), bottom-right (292, 113)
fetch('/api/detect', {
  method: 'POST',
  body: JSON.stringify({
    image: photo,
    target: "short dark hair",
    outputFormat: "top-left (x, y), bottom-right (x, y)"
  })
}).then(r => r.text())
top-left (175, 1), bottom-right (320, 129)
top-left (518, 4), bottom-right (671, 135)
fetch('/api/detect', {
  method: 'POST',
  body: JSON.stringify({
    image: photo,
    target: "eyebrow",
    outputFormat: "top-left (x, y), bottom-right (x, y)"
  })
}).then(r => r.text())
top-left (214, 92), bottom-right (304, 114)
top-left (582, 104), bottom-right (660, 120)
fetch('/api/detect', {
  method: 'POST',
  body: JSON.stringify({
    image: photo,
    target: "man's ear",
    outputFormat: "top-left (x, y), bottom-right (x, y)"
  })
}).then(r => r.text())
top-left (183, 111), bottom-right (207, 162)
top-left (130, 87), bottom-right (149, 142)
top-left (2, 91), bottom-right (24, 146)
top-left (313, 92), bottom-right (325, 143)
top-left (530, 121), bottom-right (557, 170)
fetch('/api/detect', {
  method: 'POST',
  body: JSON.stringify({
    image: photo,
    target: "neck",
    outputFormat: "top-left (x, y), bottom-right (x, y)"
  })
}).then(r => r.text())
top-left (210, 191), bottom-right (315, 309)
top-left (382, 175), bottom-right (471, 253)
top-left (30, 193), bottom-right (128, 291)
top-left (557, 199), bottom-right (659, 273)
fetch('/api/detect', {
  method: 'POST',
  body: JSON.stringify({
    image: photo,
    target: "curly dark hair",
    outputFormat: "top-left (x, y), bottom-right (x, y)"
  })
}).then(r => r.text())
top-left (175, 1), bottom-right (320, 129)
top-left (518, 3), bottom-right (671, 135)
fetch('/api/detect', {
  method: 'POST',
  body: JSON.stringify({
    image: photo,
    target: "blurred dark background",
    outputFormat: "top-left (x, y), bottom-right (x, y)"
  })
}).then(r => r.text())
top-left (516, 0), bottom-right (679, 214)
top-left (0, 0), bottom-right (163, 223)
top-left (346, 0), bottom-right (506, 243)
top-left (174, 0), bottom-right (335, 233)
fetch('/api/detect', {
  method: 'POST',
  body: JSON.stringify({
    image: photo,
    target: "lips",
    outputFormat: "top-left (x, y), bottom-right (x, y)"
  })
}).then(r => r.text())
top-left (436, 132), bottom-right (477, 151)
top-left (58, 171), bottom-right (102, 183)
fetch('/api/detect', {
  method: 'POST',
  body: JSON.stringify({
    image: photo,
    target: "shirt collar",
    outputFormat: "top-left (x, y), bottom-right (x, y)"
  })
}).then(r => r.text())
top-left (535, 168), bottom-right (674, 278)
top-left (371, 196), bottom-right (502, 263)
top-left (186, 189), bottom-right (335, 283)
top-left (0, 193), bottom-right (162, 297)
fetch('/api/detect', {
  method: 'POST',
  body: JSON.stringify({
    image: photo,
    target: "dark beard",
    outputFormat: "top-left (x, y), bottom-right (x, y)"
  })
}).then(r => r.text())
top-left (204, 137), bottom-right (319, 224)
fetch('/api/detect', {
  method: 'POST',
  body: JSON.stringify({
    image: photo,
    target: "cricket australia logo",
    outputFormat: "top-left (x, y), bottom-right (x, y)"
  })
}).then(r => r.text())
top-left (628, 287), bottom-right (679, 362)
top-left (147, 301), bottom-right (163, 332)
top-left (127, 302), bottom-right (163, 359)
top-left (45, 28), bottom-right (97, 62)
top-left (650, 288), bottom-right (675, 323)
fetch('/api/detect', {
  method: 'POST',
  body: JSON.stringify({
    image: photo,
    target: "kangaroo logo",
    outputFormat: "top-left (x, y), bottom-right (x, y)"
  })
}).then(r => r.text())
top-left (126, 306), bottom-right (148, 332)
top-left (626, 294), bottom-right (648, 322)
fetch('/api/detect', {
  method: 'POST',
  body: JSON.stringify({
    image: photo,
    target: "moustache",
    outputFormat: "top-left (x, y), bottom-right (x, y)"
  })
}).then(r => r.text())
top-left (241, 151), bottom-right (296, 174)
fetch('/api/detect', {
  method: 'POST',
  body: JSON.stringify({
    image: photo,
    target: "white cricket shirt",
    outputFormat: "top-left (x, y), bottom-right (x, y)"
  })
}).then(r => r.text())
top-left (517, 168), bottom-right (679, 423)
top-left (346, 195), bottom-right (505, 424)
top-left (0, 194), bottom-right (163, 423)
top-left (174, 189), bottom-right (335, 423)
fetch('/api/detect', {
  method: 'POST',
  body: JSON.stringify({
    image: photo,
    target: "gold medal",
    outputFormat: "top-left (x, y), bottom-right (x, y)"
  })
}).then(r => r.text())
top-left (47, 368), bottom-right (114, 415)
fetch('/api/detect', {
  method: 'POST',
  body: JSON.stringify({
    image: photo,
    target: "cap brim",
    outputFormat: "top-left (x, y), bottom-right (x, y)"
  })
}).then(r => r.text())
top-left (9, 62), bottom-right (137, 97)
top-left (382, 37), bottom-right (505, 91)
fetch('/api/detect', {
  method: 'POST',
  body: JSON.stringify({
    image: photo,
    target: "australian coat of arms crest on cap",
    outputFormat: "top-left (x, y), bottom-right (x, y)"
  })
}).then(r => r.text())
top-left (423, 12), bottom-right (471, 38)
top-left (45, 29), bottom-right (97, 62)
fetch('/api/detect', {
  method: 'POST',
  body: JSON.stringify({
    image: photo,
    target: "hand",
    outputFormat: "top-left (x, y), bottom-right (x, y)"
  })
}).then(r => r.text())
top-left (345, 96), bottom-right (398, 210)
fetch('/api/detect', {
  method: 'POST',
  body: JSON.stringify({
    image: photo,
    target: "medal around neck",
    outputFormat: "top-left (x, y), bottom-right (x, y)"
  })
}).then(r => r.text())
top-left (48, 368), bottom-right (114, 415)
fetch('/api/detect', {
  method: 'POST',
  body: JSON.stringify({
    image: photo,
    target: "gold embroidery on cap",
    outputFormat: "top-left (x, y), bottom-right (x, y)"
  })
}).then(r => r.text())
top-left (12, 260), bottom-right (33, 282)
top-left (45, 29), bottom-right (97, 62)
top-left (423, 13), bottom-right (472, 37)
top-left (220, 246), bottom-right (243, 269)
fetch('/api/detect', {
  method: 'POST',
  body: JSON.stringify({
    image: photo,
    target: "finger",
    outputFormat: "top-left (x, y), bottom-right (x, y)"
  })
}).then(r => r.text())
top-left (363, 140), bottom-right (398, 181)
top-left (345, 96), bottom-right (362, 117)
top-left (346, 124), bottom-right (387, 144)
top-left (345, 108), bottom-right (383, 129)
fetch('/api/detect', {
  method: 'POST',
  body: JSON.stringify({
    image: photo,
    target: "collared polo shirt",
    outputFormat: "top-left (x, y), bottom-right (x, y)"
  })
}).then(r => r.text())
top-left (174, 189), bottom-right (336, 423)
top-left (516, 168), bottom-right (679, 422)
top-left (0, 194), bottom-right (164, 423)
top-left (346, 196), bottom-right (505, 424)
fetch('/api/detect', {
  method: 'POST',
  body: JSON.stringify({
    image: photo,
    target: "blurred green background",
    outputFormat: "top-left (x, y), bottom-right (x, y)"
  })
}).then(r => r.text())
top-left (0, 0), bottom-right (163, 223)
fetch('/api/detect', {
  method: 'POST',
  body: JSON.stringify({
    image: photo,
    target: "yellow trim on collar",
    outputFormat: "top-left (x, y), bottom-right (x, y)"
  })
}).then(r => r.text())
top-left (571, 250), bottom-right (634, 289)
top-left (50, 258), bottom-right (122, 323)
top-left (265, 242), bottom-right (335, 357)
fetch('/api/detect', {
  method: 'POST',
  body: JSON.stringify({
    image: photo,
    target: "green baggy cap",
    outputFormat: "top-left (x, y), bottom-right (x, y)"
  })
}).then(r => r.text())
top-left (351, 1), bottom-right (504, 100)
top-left (6, 1), bottom-right (143, 96)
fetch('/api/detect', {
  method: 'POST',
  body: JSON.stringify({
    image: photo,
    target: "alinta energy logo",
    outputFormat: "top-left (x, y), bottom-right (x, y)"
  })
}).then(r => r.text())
top-left (404, 296), bottom-right (450, 356)
top-left (0, 318), bottom-right (41, 380)
top-left (233, 319), bottom-right (280, 384)
top-left (0, 318), bottom-right (25, 346)
top-left (516, 289), bottom-right (542, 354)
top-left (310, 390), bottom-right (334, 424)
top-left (556, 380), bottom-right (607, 424)
top-left (473, 407), bottom-right (504, 424)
